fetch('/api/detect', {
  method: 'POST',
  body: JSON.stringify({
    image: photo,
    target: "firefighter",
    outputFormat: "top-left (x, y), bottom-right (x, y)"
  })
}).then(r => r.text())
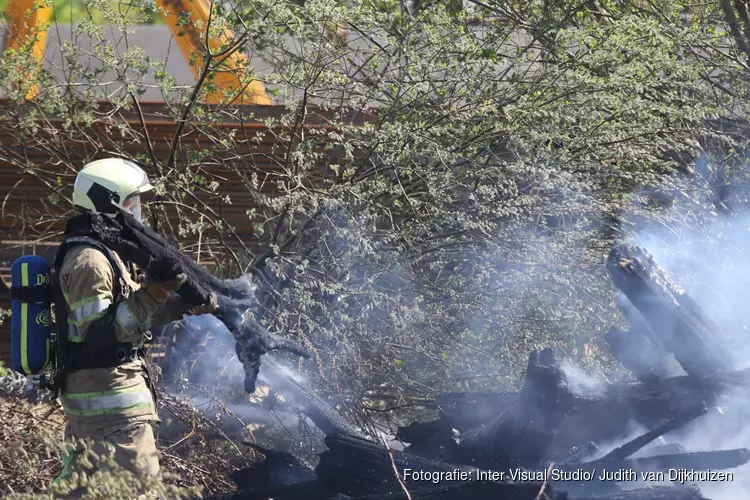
top-left (52, 158), bottom-right (217, 493)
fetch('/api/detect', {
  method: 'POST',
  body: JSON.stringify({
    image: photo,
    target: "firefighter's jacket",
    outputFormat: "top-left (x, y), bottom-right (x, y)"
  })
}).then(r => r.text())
top-left (58, 243), bottom-right (185, 437)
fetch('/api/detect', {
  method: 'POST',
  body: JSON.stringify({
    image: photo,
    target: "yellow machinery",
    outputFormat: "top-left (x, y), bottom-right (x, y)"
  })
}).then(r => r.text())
top-left (3, 0), bottom-right (271, 104)
top-left (4, 0), bottom-right (51, 100)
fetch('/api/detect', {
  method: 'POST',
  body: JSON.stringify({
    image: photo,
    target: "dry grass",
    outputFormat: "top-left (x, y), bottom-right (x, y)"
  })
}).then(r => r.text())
top-left (0, 393), bottom-right (255, 498)
top-left (0, 396), bottom-right (65, 496)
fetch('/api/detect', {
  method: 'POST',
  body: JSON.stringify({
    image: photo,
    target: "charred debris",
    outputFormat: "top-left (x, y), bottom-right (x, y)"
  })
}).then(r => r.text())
top-left (203, 243), bottom-right (750, 500)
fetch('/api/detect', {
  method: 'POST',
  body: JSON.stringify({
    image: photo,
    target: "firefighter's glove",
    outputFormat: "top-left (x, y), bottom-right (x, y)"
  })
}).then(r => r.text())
top-left (144, 273), bottom-right (187, 303)
top-left (186, 292), bottom-right (219, 316)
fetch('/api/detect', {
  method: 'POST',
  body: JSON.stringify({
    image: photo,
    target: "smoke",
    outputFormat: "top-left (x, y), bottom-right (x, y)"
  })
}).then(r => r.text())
top-left (613, 160), bottom-right (750, 498)
top-left (540, 154), bottom-right (750, 498)
top-left (163, 314), bottom-right (332, 452)
top-left (258, 355), bottom-right (307, 387)
top-left (560, 360), bottom-right (607, 398)
top-left (164, 313), bottom-right (246, 388)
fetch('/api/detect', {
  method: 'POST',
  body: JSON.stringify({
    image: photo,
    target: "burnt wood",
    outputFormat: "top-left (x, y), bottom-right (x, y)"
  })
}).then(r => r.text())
top-left (606, 244), bottom-right (733, 377)
top-left (397, 366), bottom-right (750, 465)
top-left (231, 441), bottom-right (317, 492)
top-left (441, 349), bottom-right (575, 469)
top-left (201, 241), bottom-right (749, 500)
top-left (315, 432), bottom-right (476, 497)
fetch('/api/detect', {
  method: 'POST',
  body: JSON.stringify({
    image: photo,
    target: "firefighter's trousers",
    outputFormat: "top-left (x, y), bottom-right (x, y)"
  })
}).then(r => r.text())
top-left (53, 421), bottom-right (160, 498)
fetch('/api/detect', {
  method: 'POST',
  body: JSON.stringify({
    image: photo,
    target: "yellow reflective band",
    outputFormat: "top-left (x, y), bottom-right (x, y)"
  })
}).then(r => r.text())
top-left (61, 385), bottom-right (155, 416)
top-left (63, 384), bottom-right (146, 399)
top-left (67, 309), bottom-right (108, 326)
top-left (70, 298), bottom-right (112, 323)
top-left (69, 293), bottom-right (111, 311)
top-left (21, 262), bottom-right (30, 375)
top-left (63, 402), bottom-right (155, 417)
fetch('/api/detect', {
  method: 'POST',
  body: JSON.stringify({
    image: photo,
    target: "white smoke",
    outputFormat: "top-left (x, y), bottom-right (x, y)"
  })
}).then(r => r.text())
top-left (617, 168), bottom-right (750, 498)
top-left (164, 314), bottom-right (332, 456)
top-left (560, 360), bottom-right (607, 398)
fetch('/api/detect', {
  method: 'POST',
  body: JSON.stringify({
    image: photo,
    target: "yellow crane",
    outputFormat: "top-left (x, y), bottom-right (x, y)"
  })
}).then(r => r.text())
top-left (3, 0), bottom-right (271, 104)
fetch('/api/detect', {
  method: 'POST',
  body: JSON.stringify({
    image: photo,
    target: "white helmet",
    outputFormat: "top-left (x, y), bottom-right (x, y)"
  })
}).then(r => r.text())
top-left (73, 158), bottom-right (153, 221)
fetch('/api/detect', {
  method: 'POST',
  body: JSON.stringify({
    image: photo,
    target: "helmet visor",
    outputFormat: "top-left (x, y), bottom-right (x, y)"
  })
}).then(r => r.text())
top-left (123, 194), bottom-right (142, 222)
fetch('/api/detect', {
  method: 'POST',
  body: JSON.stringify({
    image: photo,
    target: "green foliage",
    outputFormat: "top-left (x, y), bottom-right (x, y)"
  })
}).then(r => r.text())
top-left (38, 439), bottom-right (200, 500)
top-left (0, 431), bottom-right (200, 499)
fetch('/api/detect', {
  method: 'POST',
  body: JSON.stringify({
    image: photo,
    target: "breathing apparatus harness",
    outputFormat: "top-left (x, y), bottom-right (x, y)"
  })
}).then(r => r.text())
top-left (46, 217), bottom-right (153, 396)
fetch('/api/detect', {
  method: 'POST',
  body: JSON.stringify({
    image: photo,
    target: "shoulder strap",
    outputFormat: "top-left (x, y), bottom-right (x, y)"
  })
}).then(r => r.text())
top-left (55, 234), bottom-right (128, 302)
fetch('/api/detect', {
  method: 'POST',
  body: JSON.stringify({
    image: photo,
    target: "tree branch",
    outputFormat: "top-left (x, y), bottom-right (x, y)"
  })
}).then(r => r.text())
top-left (721, 0), bottom-right (750, 66)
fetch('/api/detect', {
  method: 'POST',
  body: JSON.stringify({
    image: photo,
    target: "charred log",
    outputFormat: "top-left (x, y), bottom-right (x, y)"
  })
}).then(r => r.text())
top-left (556, 406), bottom-right (710, 496)
top-left (549, 366), bottom-right (750, 460)
top-left (609, 292), bottom-right (686, 382)
top-left (396, 393), bottom-right (517, 458)
top-left (230, 442), bottom-right (317, 492)
top-left (395, 420), bottom-right (457, 459)
top-left (316, 432), bottom-right (476, 497)
top-left (632, 443), bottom-right (686, 458)
top-left (398, 365), bottom-right (750, 465)
top-left (606, 244), bottom-right (733, 377)
top-left (208, 480), bottom-right (334, 500)
top-left (442, 348), bottom-right (574, 469)
top-left (557, 448), bottom-right (749, 497)
top-left (395, 392), bottom-right (517, 442)
top-left (584, 405), bottom-right (707, 465)
top-left (615, 292), bottom-right (660, 346)
top-left (625, 448), bottom-right (750, 472)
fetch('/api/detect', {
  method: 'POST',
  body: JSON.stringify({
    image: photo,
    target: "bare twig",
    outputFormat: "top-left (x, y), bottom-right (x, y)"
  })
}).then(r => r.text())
top-left (163, 423), bottom-right (198, 453)
top-left (128, 91), bottom-right (160, 173)
top-left (535, 462), bottom-right (555, 500)
top-left (379, 433), bottom-right (412, 500)
top-left (162, 453), bottom-right (235, 489)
